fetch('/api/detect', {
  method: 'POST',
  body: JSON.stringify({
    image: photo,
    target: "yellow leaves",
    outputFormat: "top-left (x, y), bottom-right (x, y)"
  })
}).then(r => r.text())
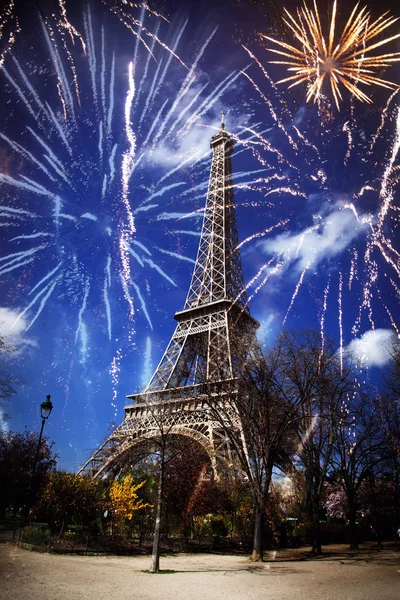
top-left (109, 475), bottom-right (151, 524)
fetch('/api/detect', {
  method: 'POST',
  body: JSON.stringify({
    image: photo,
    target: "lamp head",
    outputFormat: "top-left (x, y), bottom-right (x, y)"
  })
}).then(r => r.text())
top-left (40, 395), bottom-right (53, 420)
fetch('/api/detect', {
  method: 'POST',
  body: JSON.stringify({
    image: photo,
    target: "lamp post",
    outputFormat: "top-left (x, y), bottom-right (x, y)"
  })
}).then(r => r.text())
top-left (20, 395), bottom-right (53, 534)
top-left (32, 395), bottom-right (53, 480)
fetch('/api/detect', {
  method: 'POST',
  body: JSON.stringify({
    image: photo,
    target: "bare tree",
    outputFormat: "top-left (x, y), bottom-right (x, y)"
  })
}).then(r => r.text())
top-left (330, 393), bottom-right (386, 550)
top-left (377, 336), bottom-right (400, 537)
top-left (206, 330), bottom-right (319, 561)
top-left (293, 331), bottom-right (357, 554)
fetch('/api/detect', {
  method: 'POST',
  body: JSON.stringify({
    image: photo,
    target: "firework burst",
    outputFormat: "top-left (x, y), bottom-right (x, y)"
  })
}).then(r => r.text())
top-left (234, 42), bottom-right (399, 361)
top-left (263, 0), bottom-right (400, 109)
top-left (0, 0), bottom-right (259, 381)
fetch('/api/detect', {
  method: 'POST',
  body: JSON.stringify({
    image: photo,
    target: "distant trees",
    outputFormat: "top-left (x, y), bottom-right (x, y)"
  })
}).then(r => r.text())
top-left (0, 429), bottom-right (57, 519)
top-left (39, 471), bottom-right (101, 537)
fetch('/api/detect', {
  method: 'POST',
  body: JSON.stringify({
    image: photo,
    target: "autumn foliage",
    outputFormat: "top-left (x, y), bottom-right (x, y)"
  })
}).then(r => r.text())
top-left (109, 476), bottom-right (151, 531)
top-left (39, 471), bottom-right (101, 536)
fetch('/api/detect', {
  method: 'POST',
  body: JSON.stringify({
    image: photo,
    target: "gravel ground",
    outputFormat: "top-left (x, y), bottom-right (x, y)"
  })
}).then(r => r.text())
top-left (0, 542), bottom-right (399, 600)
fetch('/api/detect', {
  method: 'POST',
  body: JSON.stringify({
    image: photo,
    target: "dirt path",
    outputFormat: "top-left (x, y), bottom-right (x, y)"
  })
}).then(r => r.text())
top-left (1, 542), bottom-right (399, 600)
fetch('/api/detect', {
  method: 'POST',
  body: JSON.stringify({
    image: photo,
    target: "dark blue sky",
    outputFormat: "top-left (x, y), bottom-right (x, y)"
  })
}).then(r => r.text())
top-left (0, 0), bottom-right (399, 470)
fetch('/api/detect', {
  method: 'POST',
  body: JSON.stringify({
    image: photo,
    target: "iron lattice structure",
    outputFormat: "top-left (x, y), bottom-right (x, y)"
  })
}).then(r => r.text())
top-left (80, 118), bottom-right (260, 478)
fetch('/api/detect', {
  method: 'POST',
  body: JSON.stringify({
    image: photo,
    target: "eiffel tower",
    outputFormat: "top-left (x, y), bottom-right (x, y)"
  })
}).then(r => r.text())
top-left (80, 115), bottom-right (260, 478)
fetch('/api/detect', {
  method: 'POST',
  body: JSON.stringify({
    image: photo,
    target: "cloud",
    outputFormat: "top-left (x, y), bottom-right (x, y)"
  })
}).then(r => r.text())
top-left (256, 311), bottom-right (278, 346)
top-left (0, 306), bottom-right (37, 351)
top-left (0, 407), bottom-right (9, 434)
top-left (262, 204), bottom-right (370, 274)
top-left (346, 329), bottom-right (395, 367)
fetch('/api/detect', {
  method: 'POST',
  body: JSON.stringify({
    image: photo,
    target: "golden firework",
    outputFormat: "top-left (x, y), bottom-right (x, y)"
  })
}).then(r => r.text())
top-left (263, 0), bottom-right (400, 109)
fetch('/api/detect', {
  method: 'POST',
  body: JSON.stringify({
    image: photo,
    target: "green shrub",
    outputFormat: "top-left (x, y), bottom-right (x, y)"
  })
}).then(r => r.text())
top-left (21, 524), bottom-right (51, 546)
top-left (210, 516), bottom-right (228, 537)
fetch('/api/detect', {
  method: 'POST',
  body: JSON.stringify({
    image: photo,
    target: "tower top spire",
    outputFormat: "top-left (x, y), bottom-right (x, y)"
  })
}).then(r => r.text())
top-left (221, 111), bottom-right (225, 130)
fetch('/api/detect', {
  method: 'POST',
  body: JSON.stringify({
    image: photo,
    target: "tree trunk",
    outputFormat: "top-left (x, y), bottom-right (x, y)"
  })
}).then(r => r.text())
top-left (58, 514), bottom-right (66, 539)
top-left (310, 493), bottom-right (322, 555)
top-left (149, 446), bottom-right (165, 573)
top-left (348, 501), bottom-right (358, 550)
top-left (251, 499), bottom-right (264, 562)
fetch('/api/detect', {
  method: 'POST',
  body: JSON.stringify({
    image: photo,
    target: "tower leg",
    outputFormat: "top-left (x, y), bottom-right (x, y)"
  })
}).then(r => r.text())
top-left (207, 422), bottom-right (219, 481)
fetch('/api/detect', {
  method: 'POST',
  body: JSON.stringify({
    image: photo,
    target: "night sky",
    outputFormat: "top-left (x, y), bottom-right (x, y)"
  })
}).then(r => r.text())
top-left (0, 0), bottom-right (399, 471)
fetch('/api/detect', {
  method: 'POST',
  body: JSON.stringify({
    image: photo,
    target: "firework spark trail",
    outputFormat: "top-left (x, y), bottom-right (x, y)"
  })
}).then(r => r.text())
top-left (236, 122), bottom-right (298, 171)
top-left (75, 279), bottom-right (90, 360)
top-left (342, 121), bottom-right (353, 164)
top-left (107, 51), bottom-right (116, 136)
top-left (109, 2), bottom-right (186, 67)
top-left (236, 220), bottom-right (289, 251)
top-left (131, 279), bottom-right (153, 329)
top-left (45, 101), bottom-right (73, 155)
top-left (348, 104), bottom-right (400, 333)
top-left (178, 67), bottom-right (247, 138)
top-left (100, 25), bottom-right (106, 122)
top-left (2, 67), bottom-right (38, 120)
top-left (390, 278), bottom-right (400, 299)
top-left (26, 126), bottom-right (71, 186)
top-left (147, 18), bottom-right (188, 110)
top-left (378, 106), bottom-right (400, 227)
top-left (11, 275), bottom-right (62, 332)
top-left (55, 2), bottom-right (84, 105)
top-left (83, 7), bottom-right (98, 111)
top-left (11, 55), bottom-right (49, 115)
top-left (134, 20), bottom-right (160, 115)
top-left (132, 4), bottom-right (145, 67)
top-left (58, 0), bottom-right (86, 51)
top-left (373, 239), bottom-right (400, 279)
top-left (282, 263), bottom-right (310, 327)
top-left (0, 173), bottom-right (53, 197)
top-left (125, 242), bottom-right (144, 267)
top-left (246, 258), bottom-right (284, 308)
top-left (119, 60), bottom-right (137, 290)
top-left (110, 349), bottom-right (122, 417)
top-left (243, 46), bottom-right (321, 158)
top-left (156, 247), bottom-right (195, 264)
top-left (0, 133), bottom-right (55, 180)
top-left (318, 277), bottom-right (330, 370)
top-left (241, 46), bottom-right (306, 153)
top-left (0, 204), bottom-right (40, 218)
top-left (148, 26), bottom-right (218, 146)
top-left (132, 240), bottom-right (152, 255)
top-left (138, 56), bottom-right (164, 127)
top-left (103, 256), bottom-right (112, 341)
top-left (28, 263), bottom-right (62, 297)
top-left (378, 293), bottom-right (399, 337)
top-left (338, 272), bottom-right (343, 375)
top-left (163, 27), bottom-right (219, 138)
top-left (41, 16), bottom-right (74, 119)
top-left (143, 258), bottom-right (177, 287)
top-left (368, 89), bottom-right (399, 154)
top-left (142, 336), bottom-right (152, 388)
top-left (348, 248), bottom-right (358, 290)
top-left (119, 273), bottom-right (135, 315)
top-left (0, 1), bottom-right (20, 70)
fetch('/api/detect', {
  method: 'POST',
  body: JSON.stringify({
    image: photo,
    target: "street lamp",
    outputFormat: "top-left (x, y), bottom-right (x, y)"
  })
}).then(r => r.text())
top-left (32, 395), bottom-right (53, 480)
top-left (21, 395), bottom-right (53, 529)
